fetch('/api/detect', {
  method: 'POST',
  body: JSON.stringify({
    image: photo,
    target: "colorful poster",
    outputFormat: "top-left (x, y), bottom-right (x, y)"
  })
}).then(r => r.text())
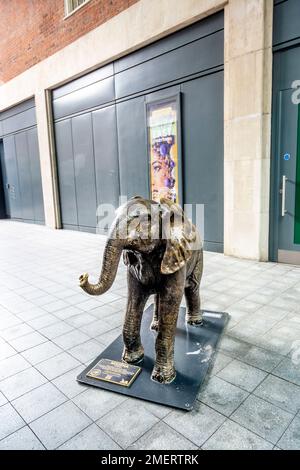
top-left (147, 99), bottom-right (179, 203)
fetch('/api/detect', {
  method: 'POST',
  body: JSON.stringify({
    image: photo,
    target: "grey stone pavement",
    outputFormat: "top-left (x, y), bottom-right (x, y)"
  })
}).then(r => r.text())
top-left (0, 221), bottom-right (300, 450)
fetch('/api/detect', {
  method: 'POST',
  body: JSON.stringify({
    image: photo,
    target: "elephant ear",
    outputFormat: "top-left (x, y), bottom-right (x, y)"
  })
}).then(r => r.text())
top-left (160, 198), bottom-right (196, 275)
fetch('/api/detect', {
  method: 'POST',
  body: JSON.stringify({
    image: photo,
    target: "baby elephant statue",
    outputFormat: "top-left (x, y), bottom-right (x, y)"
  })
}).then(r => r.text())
top-left (79, 196), bottom-right (203, 384)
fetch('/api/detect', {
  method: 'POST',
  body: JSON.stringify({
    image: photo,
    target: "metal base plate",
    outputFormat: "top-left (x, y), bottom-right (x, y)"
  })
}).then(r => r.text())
top-left (77, 305), bottom-right (229, 411)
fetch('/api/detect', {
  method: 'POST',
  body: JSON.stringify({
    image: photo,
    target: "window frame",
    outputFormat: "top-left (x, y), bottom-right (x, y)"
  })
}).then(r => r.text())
top-left (64, 0), bottom-right (91, 19)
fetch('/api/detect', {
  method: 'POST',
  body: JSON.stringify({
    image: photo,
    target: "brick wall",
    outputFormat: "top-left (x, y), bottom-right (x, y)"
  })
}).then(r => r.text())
top-left (0, 0), bottom-right (138, 83)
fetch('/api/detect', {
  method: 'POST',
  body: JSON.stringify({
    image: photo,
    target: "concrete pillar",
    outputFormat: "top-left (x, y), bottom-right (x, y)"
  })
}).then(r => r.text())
top-left (223, 0), bottom-right (273, 260)
top-left (35, 90), bottom-right (60, 228)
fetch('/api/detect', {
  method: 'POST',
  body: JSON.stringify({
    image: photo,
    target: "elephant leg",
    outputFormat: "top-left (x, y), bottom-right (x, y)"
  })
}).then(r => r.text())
top-left (122, 271), bottom-right (148, 364)
top-left (151, 273), bottom-right (185, 384)
top-left (185, 251), bottom-right (203, 326)
top-left (150, 294), bottom-right (160, 332)
top-left (185, 285), bottom-right (203, 325)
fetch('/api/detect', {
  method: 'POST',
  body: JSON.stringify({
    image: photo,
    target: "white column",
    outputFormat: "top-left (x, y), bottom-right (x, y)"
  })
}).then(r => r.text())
top-left (224, 0), bottom-right (273, 260)
top-left (35, 90), bottom-right (60, 229)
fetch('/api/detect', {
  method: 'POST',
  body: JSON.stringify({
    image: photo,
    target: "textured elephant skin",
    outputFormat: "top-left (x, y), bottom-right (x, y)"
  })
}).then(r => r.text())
top-left (79, 196), bottom-right (203, 384)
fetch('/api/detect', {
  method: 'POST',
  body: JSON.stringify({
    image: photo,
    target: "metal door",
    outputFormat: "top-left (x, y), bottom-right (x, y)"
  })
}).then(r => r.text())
top-left (2, 136), bottom-right (22, 219)
top-left (55, 119), bottom-right (78, 228)
top-left (275, 88), bottom-right (300, 263)
top-left (0, 98), bottom-right (45, 225)
top-left (92, 105), bottom-right (120, 213)
top-left (0, 141), bottom-right (8, 218)
top-left (72, 113), bottom-right (97, 229)
top-left (15, 131), bottom-right (35, 221)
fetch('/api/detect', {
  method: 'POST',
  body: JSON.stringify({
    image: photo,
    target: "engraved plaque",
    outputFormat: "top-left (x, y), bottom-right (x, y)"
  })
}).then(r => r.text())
top-left (86, 358), bottom-right (141, 387)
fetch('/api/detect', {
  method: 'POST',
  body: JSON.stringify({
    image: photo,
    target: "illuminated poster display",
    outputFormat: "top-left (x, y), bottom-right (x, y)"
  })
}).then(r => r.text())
top-left (147, 96), bottom-right (181, 203)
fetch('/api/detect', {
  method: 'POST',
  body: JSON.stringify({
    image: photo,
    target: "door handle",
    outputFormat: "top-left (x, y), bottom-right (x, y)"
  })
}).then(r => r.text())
top-left (280, 175), bottom-right (288, 217)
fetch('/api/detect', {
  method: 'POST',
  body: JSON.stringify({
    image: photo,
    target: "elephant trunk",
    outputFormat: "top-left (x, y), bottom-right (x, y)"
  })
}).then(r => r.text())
top-left (79, 238), bottom-right (122, 296)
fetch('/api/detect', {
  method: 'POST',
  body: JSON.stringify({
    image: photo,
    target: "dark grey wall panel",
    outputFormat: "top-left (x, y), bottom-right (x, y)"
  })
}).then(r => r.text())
top-left (53, 76), bottom-right (114, 120)
top-left (115, 30), bottom-right (223, 99)
top-left (274, 46), bottom-right (300, 90)
top-left (273, 0), bottom-right (300, 46)
top-left (1, 107), bottom-right (36, 136)
top-left (72, 113), bottom-right (97, 227)
top-left (0, 141), bottom-right (10, 218)
top-left (116, 97), bottom-right (149, 198)
top-left (115, 11), bottom-right (224, 73)
top-left (2, 136), bottom-right (22, 219)
top-left (27, 127), bottom-right (45, 222)
top-left (0, 98), bottom-right (35, 121)
top-left (0, 99), bottom-right (44, 224)
top-left (92, 105), bottom-right (119, 209)
top-left (53, 64), bottom-right (113, 99)
top-left (15, 132), bottom-right (35, 221)
top-left (181, 72), bottom-right (224, 250)
top-left (55, 119), bottom-right (78, 226)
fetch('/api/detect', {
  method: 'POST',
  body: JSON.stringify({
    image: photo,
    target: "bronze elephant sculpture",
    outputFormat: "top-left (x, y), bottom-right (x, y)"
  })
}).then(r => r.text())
top-left (79, 196), bottom-right (203, 384)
